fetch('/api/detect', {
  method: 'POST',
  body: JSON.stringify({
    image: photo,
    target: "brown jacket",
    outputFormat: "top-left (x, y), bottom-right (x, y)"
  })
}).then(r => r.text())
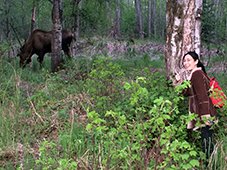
top-left (184, 69), bottom-right (217, 118)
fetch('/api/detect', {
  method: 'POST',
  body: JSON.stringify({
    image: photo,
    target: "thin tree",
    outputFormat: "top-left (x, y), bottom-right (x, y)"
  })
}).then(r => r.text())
top-left (2, 0), bottom-right (11, 39)
top-left (165, 0), bottom-right (203, 84)
top-left (51, 0), bottom-right (62, 72)
top-left (30, 0), bottom-right (37, 33)
top-left (148, 0), bottom-right (152, 37)
top-left (135, 0), bottom-right (144, 38)
top-left (72, 0), bottom-right (81, 41)
top-left (107, 0), bottom-right (121, 38)
top-left (148, 0), bottom-right (156, 38)
top-left (115, 0), bottom-right (121, 38)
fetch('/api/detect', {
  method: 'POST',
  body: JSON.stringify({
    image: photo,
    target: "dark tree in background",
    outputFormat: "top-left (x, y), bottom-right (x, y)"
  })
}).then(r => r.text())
top-left (30, 0), bottom-right (37, 33)
top-left (51, 0), bottom-right (62, 72)
top-left (135, 0), bottom-right (144, 38)
top-left (72, 0), bottom-right (82, 41)
top-left (115, 0), bottom-right (121, 38)
top-left (2, 0), bottom-right (11, 39)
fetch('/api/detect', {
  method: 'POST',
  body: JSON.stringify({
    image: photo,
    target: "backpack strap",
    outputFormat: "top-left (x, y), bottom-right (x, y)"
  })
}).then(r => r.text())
top-left (201, 72), bottom-right (210, 86)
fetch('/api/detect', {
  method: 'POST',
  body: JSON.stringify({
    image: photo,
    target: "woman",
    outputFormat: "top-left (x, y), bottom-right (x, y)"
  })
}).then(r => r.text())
top-left (178, 51), bottom-right (217, 161)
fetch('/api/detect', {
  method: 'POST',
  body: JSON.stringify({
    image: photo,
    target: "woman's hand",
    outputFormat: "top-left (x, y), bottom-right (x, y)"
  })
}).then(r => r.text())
top-left (175, 73), bottom-right (183, 85)
top-left (175, 74), bottom-right (181, 81)
top-left (201, 114), bottom-right (213, 126)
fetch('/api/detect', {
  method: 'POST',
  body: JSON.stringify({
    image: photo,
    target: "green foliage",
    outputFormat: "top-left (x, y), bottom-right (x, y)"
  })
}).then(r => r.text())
top-left (79, 1), bottom-right (111, 36)
top-left (0, 41), bottom-right (11, 54)
top-left (175, 80), bottom-right (191, 94)
top-left (121, 3), bottom-right (136, 37)
top-left (0, 54), bottom-right (227, 169)
top-left (202, 0), bottom-right (227, 43)
top-left (202, 0), bottom-right (216, 43)
top-left (84, 57), bottom-right (125, 112)
top-left (35, 140), bottom-right (77, 170)
top-left (86, 73), bottom-right (200, 169)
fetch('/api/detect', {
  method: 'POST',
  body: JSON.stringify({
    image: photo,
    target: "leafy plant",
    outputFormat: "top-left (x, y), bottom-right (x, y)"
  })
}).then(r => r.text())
top-left (86, 75), bottom-right (200, 169)
top-left (35, 140), bottom-right (77, 170)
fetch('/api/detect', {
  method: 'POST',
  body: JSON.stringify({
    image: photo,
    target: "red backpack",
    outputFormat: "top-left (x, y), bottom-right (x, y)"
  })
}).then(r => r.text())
top-left (208, 77), bottom-right (226, 108)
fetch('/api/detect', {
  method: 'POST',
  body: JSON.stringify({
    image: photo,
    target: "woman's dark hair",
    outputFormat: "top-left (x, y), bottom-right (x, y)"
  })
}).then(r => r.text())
top-left (183, 51), bottom-right (206, 74)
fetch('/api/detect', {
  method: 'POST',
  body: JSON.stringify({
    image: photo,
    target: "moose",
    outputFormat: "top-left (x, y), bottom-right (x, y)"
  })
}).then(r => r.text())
top-left (18, 29), bottom-right (74, 67)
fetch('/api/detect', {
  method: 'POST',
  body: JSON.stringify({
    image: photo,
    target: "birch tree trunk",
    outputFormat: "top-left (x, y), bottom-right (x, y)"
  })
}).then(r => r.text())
top-left (51, 0), bottom-right (62, 72)
top-left (165, 0), bottom-right (203, 84)
top-left (194, 0), bottom-right (203, 55)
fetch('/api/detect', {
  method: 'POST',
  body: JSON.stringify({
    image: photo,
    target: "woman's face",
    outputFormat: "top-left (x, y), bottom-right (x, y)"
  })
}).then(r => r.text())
top-left (183, 54), bottom-right (198, 71)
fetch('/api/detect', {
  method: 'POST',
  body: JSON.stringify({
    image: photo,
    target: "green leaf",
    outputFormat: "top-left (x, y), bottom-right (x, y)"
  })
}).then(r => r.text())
top-left (124, 82), bottom-right (131, 90)
top-left (136, 77), bottom-right (146, 83)
top-left (189, 159), bottom-right (200, 167)
top-left (181, 153), bottom-right (189, 160)
top-left (86, 123), bottom-right (93, 131)
top-left (189, 151), bottom-right (197, 156)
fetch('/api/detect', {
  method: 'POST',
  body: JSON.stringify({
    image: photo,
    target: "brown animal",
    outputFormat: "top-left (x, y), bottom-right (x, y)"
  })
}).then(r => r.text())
top-left (18, 29), bottom-right (74, 67)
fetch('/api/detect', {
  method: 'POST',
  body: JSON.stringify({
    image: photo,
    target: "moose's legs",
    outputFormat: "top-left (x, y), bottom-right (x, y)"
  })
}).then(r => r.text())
top-left (37, 52), bottom-right (45, 68)
top-left (62, 43), bottom-right (72, 57)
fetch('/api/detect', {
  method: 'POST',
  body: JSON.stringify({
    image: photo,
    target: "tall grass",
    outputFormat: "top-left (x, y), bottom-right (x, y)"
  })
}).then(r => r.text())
top-left (208, 137), bottom-right (227, 170)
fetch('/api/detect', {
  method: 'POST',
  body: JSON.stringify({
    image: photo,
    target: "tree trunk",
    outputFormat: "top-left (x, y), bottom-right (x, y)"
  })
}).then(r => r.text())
top-left (194, 0), bottom-right (203, 55)
top-left (158, 1), bottom-right (165, 38)
top-left (152, 0), bottom-right (157, 38)
top-left (59, 0), bottom-right (63, 27)
top-left (115, 0), bottom-right (121, 38)
top-left (3, 0), bottom-right (11, 39)
top-left (148, 0), bottom-right (156, 37)
top-left (165, 0), bottom-right (203, 84)
top-left (51, 0), bottom-right (62, 72)
top-left (226, 16), bottom-right (227, 40)
top-left (148, 0), bottom-right (152, 37)
top-left (30, 0), bottom-right (36, 33)
top-left (135, 0), bottom-right (144, 38)
top-left (73, 0), bottom-right (81, 41)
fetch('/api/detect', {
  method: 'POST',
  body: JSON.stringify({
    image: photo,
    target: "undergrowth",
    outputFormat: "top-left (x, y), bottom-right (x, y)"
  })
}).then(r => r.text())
top-left (0, 54), bottom-right (227, 170)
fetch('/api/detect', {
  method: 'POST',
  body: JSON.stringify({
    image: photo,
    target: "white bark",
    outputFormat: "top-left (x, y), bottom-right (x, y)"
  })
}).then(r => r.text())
top-left (194, 0), bottom-right (203, 56)
top-left (165, 0), bottom-right (203, 84)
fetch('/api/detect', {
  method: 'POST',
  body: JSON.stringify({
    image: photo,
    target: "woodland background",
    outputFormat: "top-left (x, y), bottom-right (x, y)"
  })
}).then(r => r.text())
top-left (0, 0), bottom-right (227, 170)
top-left (1, 0), bottom-right (227, 46)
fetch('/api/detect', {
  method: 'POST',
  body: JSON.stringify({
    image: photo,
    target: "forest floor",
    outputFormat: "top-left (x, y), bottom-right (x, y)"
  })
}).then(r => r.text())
top-left (71, 38), bottom-right (227, 73)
